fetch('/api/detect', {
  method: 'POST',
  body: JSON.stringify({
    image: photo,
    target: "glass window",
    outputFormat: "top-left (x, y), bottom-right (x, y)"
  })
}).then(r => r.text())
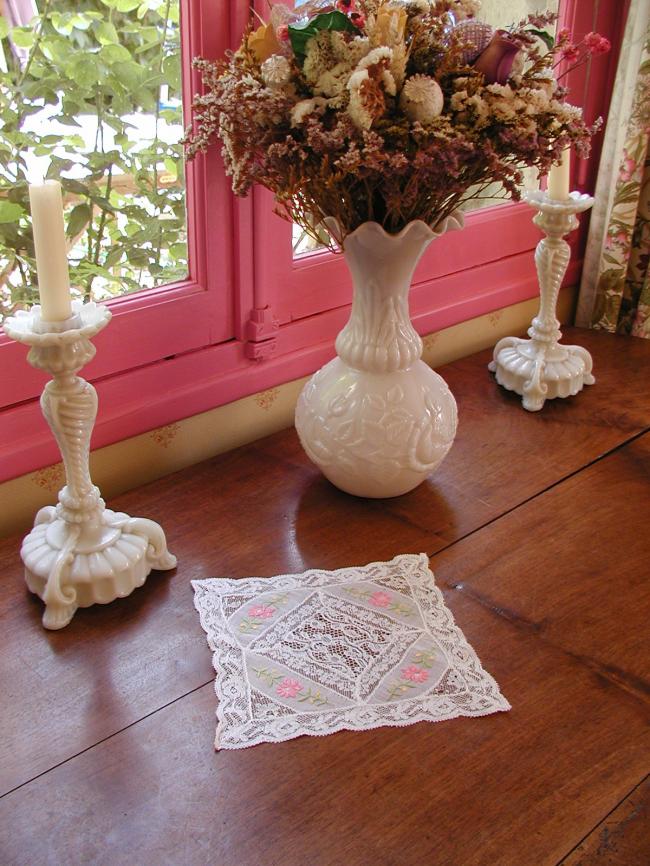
top-left (0, 0), bottom-right (186, 320)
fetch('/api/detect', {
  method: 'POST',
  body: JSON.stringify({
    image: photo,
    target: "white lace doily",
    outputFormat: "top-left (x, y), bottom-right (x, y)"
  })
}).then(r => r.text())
top-left (192, 554), bottom-right (510, 750)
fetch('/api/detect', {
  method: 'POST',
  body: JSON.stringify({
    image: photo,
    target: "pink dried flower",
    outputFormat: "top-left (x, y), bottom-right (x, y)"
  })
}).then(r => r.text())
top-left (585, 31), bottom-right (611, 54)
top-left (556, 27), bottom-right (571, 45)
top-left (350, 11), bottom-right (365, 29)
top-left (527, 13), bottom-right (558, 29)
top-left (336, 0), bottom-right (355, 11)
top-left (561, 44), bottom-right (580, 63)
top-left (276, 24), bottom-right (289, 42)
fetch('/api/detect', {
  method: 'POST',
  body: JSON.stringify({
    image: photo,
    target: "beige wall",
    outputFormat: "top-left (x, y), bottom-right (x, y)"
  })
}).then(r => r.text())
top-left (0, 287), bottom-right (576, 540)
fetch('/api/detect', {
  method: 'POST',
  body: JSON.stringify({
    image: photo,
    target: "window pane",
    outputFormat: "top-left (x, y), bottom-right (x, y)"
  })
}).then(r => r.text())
top-left (0, 0), bottom-right (187, 320)
top-left (461, 0), bottom-right (559, 214)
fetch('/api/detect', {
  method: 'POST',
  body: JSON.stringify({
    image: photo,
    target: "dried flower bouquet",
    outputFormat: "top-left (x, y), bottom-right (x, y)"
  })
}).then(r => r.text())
top-left (184, 0), bottom-right (607, 245)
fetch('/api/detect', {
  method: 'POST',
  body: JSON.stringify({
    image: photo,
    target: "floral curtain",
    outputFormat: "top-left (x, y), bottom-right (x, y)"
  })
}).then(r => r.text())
top-left (576, 0), bottom-right (650, 339)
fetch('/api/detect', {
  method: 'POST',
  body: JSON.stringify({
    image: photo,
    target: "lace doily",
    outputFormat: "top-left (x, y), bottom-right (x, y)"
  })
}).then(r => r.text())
top-left (192, 554), bottom-right (510, 750)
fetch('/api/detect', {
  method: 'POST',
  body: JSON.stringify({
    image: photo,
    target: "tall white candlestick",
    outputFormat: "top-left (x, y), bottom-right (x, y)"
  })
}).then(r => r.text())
top-left (29, 180), bottom-right (72, 322)
top-left (548, 147), bottom-right (571, 201)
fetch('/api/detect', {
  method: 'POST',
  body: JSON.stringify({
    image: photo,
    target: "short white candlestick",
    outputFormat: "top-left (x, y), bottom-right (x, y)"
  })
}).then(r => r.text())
top-left (2, 300), bottom-right (177, 630)
top-left (488, 190), bottom-right (595, 412)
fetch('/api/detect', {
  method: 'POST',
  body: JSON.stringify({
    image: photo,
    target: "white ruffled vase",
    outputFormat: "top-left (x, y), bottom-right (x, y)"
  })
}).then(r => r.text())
top-left (295, 215), bottom-right (463, 498)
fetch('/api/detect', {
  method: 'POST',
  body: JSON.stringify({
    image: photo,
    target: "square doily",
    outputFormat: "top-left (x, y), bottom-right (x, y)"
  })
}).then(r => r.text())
top-left (192, 554), bottom-right (510, 749)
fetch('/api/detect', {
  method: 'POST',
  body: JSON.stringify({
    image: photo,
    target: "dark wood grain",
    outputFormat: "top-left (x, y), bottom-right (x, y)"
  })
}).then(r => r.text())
top-left (432, 433), bottom-right (650, 698)
top-left (0, 327), bottom-right (648, 866)
top-left (0, 581), bottom-right (647, 866)
top-left (559, 777), bottom-right (650, 866)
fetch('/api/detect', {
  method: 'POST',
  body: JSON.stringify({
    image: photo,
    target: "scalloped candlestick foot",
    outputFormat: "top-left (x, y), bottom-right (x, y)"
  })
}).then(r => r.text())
top-left (489, 190), bottom-right (595, 412)
top-left (22, 507), bottom-right (177, 630)
top-left (488, 337), bottom-right (595, 412)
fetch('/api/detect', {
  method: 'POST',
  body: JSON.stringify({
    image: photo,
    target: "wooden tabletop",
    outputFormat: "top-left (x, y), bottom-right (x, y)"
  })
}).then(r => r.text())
top-left (1, 328), bottom-right (648, 866)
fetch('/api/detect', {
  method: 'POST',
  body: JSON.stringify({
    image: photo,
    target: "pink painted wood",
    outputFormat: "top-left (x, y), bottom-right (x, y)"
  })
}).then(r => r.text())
top-left (0, 0), bottom-right (626, 483)
top-left (1, 254), bottom-right (583, 479)
top-left (0, 0), bottom-right (234, 406)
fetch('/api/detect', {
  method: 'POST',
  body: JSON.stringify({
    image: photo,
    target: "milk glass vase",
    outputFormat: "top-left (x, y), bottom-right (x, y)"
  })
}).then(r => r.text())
top-left (295, 215), bottom-right (463, 498)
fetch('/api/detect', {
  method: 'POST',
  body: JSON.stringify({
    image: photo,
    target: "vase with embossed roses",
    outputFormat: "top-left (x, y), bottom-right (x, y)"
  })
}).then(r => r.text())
top-left (295, 213), bottom-right (463, 498)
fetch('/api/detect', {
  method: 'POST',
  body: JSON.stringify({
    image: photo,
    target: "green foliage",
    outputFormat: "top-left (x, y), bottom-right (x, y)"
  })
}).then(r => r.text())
top-left (0, 0), bottom-right (187, 318)
top-left (288, 11), bottom-right (358, 59)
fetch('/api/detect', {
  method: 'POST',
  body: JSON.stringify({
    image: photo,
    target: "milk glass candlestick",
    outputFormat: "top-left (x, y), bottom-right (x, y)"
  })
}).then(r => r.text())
top-left (2, 301), bottom-right (177, 630)
top-left (488, 190), bottom-right (595, 412)
top-left (29, 180), bottom-right (73, 322)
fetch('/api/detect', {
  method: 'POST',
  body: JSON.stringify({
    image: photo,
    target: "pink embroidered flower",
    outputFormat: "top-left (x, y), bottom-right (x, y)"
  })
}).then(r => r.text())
top-left (401, 665), bottom-right (429, 683)
top-left (276, 678), bottom-right (303, 698)
top-left (248, 604), bottom-right (276, 619)
top-left (584, 32), bottom-right (611, 55)
top-left (369, 591), bottom-right (392, 608)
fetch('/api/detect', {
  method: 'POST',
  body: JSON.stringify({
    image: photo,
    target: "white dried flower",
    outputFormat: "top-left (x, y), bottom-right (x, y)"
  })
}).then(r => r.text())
top-left (406, 0), bottom-right (432, 13)
top-left (290, 97), bottom-right (328, 127)
top-left (531, 71), bottom-right (556, 98)
top-left (347, 69), bottom-right (374, 130)
top-left (357, 46), bottom-right (398, 94)
top-left (518, 87), bottom-right (551, 115)
top-left (316, 63), bottom-right (353, 100)
top-left (400, 74), bottom-right (444, 124)
top-left (345, 35), bottom-right (372, 67)
top-left (303, 31), bottom-right (337, 85)
top-left (486, 82), bottom-right (515, 99)
top-left (261, 55), bottom-right (292, 89)
top-left (466, 93), bottom-right (489, 123)
top-left (450, 89), bottom-right (468, 111)
top-left (449, 0), bottom-right (482, 22)
top-left (358, 46), bottom-right (394, 70)
top-left (550, 100), bottom-right (583, 123)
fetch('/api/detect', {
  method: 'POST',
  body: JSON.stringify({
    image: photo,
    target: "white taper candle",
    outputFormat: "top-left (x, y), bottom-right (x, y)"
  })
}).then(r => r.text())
top-left (29, 180), bottom-right (72, 322)
top-left (548, 147), bottom-right (571, 201)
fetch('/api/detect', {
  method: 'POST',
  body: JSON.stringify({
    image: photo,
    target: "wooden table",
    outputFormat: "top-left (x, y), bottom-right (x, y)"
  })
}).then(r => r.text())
top-left (1, 328), bottom-right (648, 866)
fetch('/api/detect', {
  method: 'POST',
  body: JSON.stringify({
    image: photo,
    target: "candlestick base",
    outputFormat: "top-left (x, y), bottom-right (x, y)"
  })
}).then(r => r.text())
top-left (3, 299), bottom-right (177, 630)
top-left (22, 507), bottom-right (177, 630)
top-left (489, 191), bottom-right (595, 412)
top-left (488, 337), bottom-right (594, 412)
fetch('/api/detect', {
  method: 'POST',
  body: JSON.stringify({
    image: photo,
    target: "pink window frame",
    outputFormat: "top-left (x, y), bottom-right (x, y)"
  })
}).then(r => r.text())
top-left (0, 0), bottom-right (626, 483)
top-left (252, 0), bottom-right (627, 338)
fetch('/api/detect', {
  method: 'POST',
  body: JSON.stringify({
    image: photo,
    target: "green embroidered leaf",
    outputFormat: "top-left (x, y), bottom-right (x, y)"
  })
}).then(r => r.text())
top-left (288, 11), bottom-right (357, 59)
top-left (527, 28), bottom-right (555, 51)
